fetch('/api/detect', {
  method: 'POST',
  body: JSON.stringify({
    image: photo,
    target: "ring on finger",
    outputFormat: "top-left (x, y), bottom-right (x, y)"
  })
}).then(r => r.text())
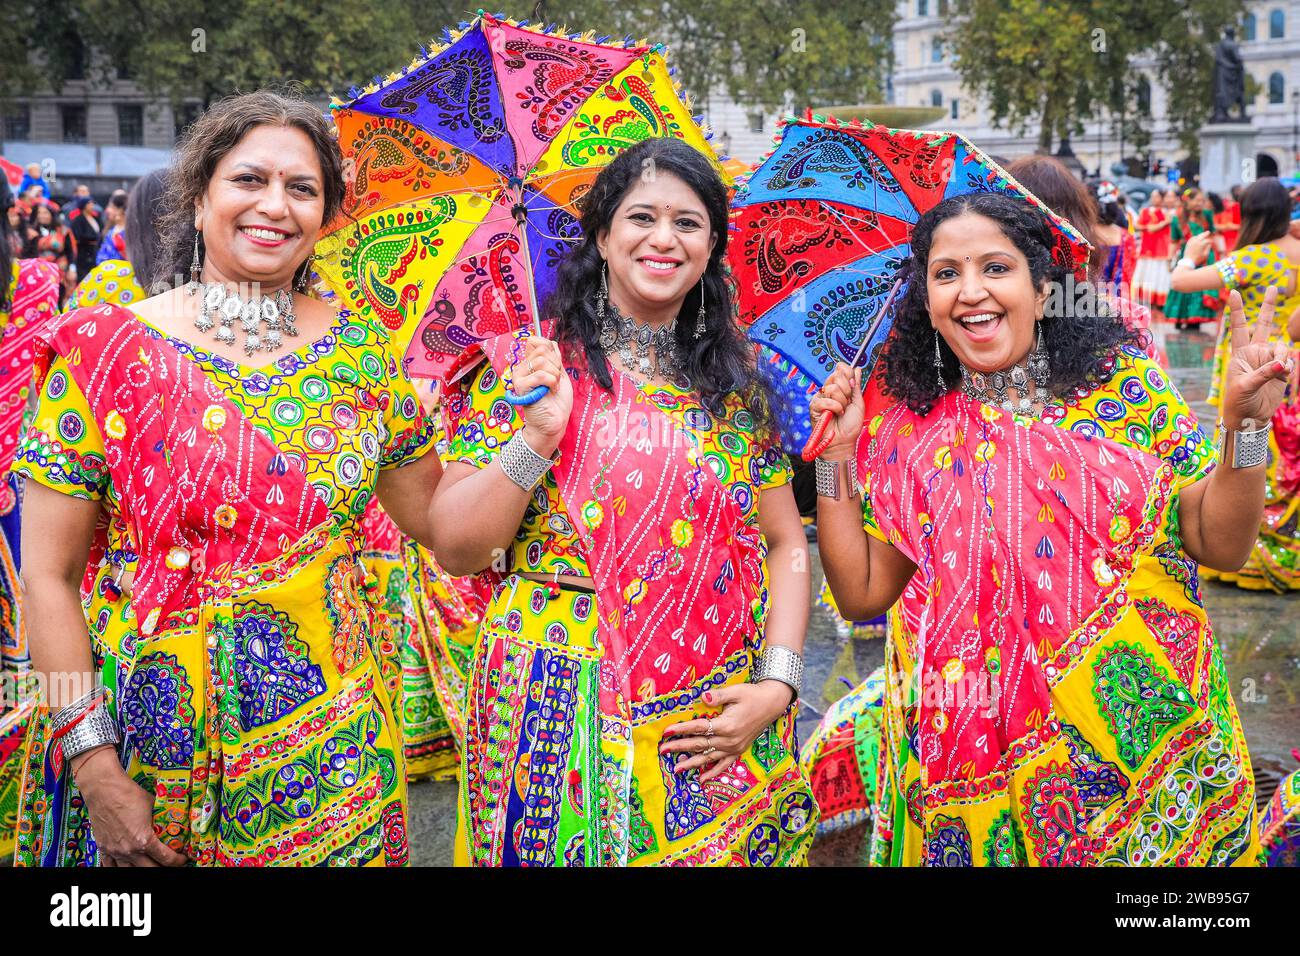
top-left (704, 745), bottom-right (716, 756)
top-left (706, 718), bottom-right (714, 738)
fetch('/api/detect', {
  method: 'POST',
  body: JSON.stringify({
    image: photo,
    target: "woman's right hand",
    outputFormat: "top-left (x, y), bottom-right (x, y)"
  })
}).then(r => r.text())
top-left (1185, 232), bottom-right (1214, 265)
top-left (513, 335), bottom-right (573, 457)
top-left (809, 362), bottom-right (866, 459)
top-left (72, 747), bottom-right (187, 867)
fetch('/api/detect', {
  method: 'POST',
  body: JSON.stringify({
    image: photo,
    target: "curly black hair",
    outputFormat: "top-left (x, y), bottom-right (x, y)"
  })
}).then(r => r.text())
top-left (881, 192), bottom-right (1142, 415)
top-left (544, 137), bottom-right (773, 428)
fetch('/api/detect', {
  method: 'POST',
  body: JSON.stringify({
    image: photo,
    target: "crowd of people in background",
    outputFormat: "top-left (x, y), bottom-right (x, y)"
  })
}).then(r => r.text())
top-left (2, 163), bottom-right (131, 304)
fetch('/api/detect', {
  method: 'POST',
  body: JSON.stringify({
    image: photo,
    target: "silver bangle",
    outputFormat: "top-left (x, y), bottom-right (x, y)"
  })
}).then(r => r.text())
top-left (52, 686), bottom-right (107, 731)
top-left (497, 429), bottom-right (555, 492)
top-left (1217, 420), bottom-right (1271, 469)
top-left (814, 457), bottom-right (842, 499)
top-left (751, 645), bottom-right (804, 702)
top-left (59, 699), bottom-right (121, 765)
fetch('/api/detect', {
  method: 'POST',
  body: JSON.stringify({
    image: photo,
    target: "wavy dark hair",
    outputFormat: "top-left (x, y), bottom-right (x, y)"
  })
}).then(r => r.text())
top-left (881, 192), bottom-right (1140, 415)
top-left (544, 137), bottom-right (773, 428)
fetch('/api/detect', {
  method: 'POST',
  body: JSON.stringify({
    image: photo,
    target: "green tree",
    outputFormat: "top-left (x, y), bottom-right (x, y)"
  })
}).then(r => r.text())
top-left (0, 0), bottom-right (469, 109)
top-left (5, 1), bottom-right (897, 130)
top-left (527, 0), bottom-right (898, 113)
top-left (945, 0), bottom-right (1247, 156)
top-left (0, 0), bottom-right (90, 104)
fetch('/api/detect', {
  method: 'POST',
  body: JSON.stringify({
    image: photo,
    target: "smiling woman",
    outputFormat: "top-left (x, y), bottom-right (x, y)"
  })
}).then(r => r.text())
top-left (809, 191), bottom-right (1295, 866)
top-left (12, 91), bottom-right (445, 868)
top-left (429, 138), bottom-right (817, 866)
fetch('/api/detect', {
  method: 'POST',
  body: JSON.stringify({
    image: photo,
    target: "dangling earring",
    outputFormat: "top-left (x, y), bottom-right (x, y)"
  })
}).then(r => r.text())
top-left (933, 329), bottom-right (946, 391)
top-left (694, 277), bottom-right (706, 340)
top-left (294, 254), bottom-right (315, 294)
top-left (596, 262), bottom-right (608, 320)
top-left (597, 262), bottom-right (616, 351)
top-left (1028, 320), bottom-right (1050, 387)
top-left (188, 232), bottom-right (202, 292)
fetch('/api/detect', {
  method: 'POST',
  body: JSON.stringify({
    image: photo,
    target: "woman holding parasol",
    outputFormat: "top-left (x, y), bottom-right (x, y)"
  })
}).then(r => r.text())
top-left (810, 191), bottom-right (1288, 865)
top-left (430, 137), bottom-right (816, 866)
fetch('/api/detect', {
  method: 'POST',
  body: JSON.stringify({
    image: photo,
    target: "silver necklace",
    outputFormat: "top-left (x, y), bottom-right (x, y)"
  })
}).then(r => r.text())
top-left (598, 300), bottom-right (685, 383)
top-left (958, 329), bottom-right (1051, 414)
top-left (191, 281), bottom-right (299, 356)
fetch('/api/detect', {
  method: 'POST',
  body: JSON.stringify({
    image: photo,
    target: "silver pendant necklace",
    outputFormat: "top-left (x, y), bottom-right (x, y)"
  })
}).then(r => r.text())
top-left (958, 327), bottom-right (1051, 414)
top-left (191, 282), bottom-right (300, 356)
top-left (598, 299), bottom-right (685, 383)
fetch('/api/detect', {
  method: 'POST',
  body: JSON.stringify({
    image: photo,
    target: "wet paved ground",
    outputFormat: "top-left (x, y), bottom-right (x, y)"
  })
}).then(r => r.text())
top-left (409, 321), bottom-right (1300, 866)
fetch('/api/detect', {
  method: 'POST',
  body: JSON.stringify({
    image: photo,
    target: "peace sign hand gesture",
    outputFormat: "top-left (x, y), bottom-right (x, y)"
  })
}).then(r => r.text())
top-left (1220, 287), bottom-right (1297, 431)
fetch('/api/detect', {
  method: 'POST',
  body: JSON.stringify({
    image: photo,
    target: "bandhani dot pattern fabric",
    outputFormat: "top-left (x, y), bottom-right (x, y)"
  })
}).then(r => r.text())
top-left (11, 303), bottom-right (434, 867)
top-left (855, 346), bottom-right (1259, 867)
top-left (444, 343), bottom-right (816, 866)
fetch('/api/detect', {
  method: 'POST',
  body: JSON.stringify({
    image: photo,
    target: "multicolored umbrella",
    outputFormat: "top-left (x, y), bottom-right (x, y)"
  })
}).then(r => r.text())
top-left (727, 115), bottom-right (1091, 457)
top-left (315, 12), bottom-right (726, 386)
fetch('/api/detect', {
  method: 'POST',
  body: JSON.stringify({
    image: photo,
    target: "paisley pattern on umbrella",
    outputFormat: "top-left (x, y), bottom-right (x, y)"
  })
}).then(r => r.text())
top-left (728, 115), bottom-right (1091, 452)
top-left (315, 13), bottom-right (728, 379)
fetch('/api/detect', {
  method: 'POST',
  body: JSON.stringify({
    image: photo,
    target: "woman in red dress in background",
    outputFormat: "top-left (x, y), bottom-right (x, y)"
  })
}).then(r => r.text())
top-left (1133, 188), bottom-right (1173, 317)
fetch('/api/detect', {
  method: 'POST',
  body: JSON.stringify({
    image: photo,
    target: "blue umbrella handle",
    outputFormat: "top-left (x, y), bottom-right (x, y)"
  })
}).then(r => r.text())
top-left (504, 384), bottom-right (549, 406)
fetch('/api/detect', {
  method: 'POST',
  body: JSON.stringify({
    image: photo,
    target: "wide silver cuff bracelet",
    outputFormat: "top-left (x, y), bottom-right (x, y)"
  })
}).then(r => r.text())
top-left (497, 429), bottom-right (555, 492)
top-left (59, 699), bottom-right (121, 764)
top-left (1218, 420), bottom-right (1271, 469)
top-left (814, 457), bottom-right (842, 499)
top-left (751, 645), bottom-right (804, 701)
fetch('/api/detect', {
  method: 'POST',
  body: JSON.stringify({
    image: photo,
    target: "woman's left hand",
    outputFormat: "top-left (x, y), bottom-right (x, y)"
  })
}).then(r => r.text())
top-left (1221, 287), bottom-right (1297, 430)
top-left (660, 681), bottom-right (793, 783)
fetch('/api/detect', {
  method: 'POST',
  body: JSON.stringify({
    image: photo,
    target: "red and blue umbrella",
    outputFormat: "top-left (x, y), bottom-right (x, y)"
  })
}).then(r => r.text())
top-left (728, 115), bottom-right (1091, 457)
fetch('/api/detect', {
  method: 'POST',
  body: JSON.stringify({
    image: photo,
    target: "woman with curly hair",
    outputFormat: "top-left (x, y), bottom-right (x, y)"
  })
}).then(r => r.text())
top-left (430, 136), bottom-right (816, 866)
top-left (13, 90), bottom-right (443, 867)
top-left (810, 191), bottom-right (1291, 866)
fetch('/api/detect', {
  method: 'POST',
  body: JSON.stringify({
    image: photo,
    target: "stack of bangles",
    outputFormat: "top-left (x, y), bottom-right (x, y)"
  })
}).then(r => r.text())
top-left (50, 686), bottom-right (119, 776)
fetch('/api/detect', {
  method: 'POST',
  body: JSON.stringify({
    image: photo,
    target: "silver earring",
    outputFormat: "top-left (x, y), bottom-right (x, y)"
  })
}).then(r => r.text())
top-left (933, 329), bottom-right (945, 391)
top-left (188, 232), bottom-right (202, 292)
top-left (695, 277), bottom-right (706, 340)
top-left (597, 263), bottom-right (616, 351)
top-left (1028, 320), bottom-right (1050, 386)
top-left (596, 263), bottom-right (608, 320)
top-left (295, 255), bottom-right (314, 294)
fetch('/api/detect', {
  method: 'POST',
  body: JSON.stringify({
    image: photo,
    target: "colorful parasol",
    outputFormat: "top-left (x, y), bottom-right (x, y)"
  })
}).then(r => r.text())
top-left (727, 115), bottom-right (1091, 457)
top-left (315, 12), bottom-right (727, 396)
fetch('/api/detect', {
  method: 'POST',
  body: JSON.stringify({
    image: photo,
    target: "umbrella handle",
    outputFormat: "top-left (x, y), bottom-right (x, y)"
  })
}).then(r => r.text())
top-left (801, 416), bottom-right (837, 462)
top-left (504, 384), bottom-right (549, 406)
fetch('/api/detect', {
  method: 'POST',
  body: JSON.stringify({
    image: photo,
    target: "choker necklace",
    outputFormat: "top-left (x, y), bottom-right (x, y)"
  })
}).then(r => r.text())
top-left (598, 300), bottom-right (685, 383)
top-left (958, 332), bottom-right (1051, 414)
top-left (191, 282), bottom-right (300, 356)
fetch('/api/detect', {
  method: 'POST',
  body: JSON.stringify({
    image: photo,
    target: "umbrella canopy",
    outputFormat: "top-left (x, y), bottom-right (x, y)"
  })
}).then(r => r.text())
top-left (315, 12), bottom-right (726, 380)
top-left (728, 115), bottom-right (1091, 454)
